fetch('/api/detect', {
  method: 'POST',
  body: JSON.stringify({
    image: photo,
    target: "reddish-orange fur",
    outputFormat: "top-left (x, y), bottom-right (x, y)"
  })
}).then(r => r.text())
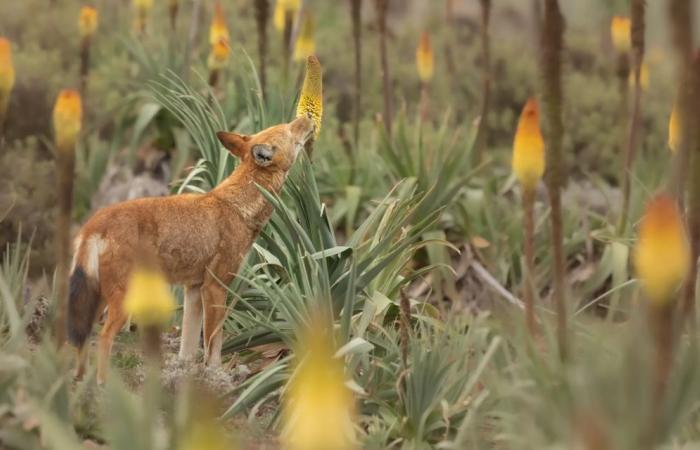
top-left (68, 117), bottom-right (315, 383)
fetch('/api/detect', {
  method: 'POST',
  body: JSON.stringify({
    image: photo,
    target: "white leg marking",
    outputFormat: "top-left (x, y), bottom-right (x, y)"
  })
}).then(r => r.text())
top-left (179, 286), bottom-right (203, 359)
top-left (206, 331), bottom-right (223, 367)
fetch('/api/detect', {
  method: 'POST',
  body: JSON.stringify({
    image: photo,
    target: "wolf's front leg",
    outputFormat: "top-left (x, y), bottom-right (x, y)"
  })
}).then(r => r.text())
top-left (202, 280), bottom-right (227, 366)
top-left (179, 285), bottom-right (203, 360)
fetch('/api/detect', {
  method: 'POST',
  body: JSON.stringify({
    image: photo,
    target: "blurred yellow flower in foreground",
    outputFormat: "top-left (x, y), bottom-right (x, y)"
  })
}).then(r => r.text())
top-left (668, 101), bottom-right (680, 154)
top-left (207, 38), bottom-right (230, 71)
top-left (209, 2), bottom-right (230, 47)
top-left (179, 386), bottom-right (237, 450)
top-left (0, 38), bottom-right (15, 118)
top-left (634, 194), bottom-right (689, 305)
top-left (282, 326), bottom-right (356, 450)
top-left (123, 266), bottom-right (175, 327)
top-left (611, 16), bottom-right (631, 53)
top-left (274, 0), bottom-right (300, 32)
top-left (78, 6), bottom-right (99, 39)
top-left (416, 31), bottom-right (434, 83)
top-left (53, 89), bottom-right (83, 152)
top-left (296, 55), bottom-right (323, 138)
top-left (512, 98), bottom-right (545, 191)
top-left (293, 11), bottom-right (316, 61)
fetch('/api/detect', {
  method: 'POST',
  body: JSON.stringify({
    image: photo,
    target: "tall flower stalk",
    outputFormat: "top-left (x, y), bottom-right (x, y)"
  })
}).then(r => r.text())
top-left (350, 0), bottom-right (362, 146)
top-left (512, 98), bottom-right (545, 335)
top-left (254, 0), bottom-right (270, 99)
top-left (52, 89), bottom-right (83, 345)
top-left (633, 194), bottom-right (689, 442)
top-left (123, 262), bottom-right (175, 418)
top-left (374, 0), bottom-right (392, 133)
top-left (668, 0), bottom-right (693, 207)
top-left (443, 0), bottom-right (457, 82)
top-left (78, 6), bottom-right (98, 96)
top-left (274, 0), bottom-right (300, 90)
top-left (207, 2), bottom-right (230, 89)
top-left (123, 264), bottom-right (176, 365)
top-left (0, 37), bottom-right (15, 144)
top-left (682, 52), bottom-right (700, 330)
top-left (415, 31), bottom-right (433, 122)
top-left (133, 0), bottom-right (153, 35)
top-left (475, 0), bottom-right (492, 162)
top-left (617, 2), bottom-right (646, 235)
top-left (169, 0), bottom-right (179, 31)
top-left (540, 0), bottom-right (567, 360)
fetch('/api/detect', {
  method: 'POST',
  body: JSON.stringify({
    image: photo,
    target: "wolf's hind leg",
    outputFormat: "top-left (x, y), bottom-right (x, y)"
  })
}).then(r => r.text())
top-left (96, 293), bottom-right (127, 385)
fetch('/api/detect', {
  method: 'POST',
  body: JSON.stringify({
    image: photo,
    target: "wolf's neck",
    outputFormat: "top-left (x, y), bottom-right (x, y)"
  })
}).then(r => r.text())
top-left (212, 164), bottom-right (286, 233)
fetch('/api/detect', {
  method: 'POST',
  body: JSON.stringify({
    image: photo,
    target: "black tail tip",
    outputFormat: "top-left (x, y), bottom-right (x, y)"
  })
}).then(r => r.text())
top-left (67, 266), bottom-right (97, 348)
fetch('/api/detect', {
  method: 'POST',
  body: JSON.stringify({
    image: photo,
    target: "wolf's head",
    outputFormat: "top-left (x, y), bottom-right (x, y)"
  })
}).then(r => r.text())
top-left (216, 116), bottom-right (316, 172)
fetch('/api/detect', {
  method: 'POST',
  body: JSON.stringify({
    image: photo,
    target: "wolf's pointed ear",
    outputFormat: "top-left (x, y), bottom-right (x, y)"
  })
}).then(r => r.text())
top-left (217, 131), bottom-right (250, 159)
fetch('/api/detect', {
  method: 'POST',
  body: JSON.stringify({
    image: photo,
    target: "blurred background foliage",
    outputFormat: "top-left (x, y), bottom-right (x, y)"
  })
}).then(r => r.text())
top-left (2, 0), bottom-right (700, 449)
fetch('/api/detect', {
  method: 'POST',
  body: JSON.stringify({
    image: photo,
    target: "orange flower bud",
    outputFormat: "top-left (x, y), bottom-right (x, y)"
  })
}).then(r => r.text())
top-left (0, 38), bottom-right (15, 118)
top-left (416, 31), bottom-right (434, 83)
top-left (611, 16), bottom-right (631, 53)
top-left (52, 89), bottom-right (83, 152)
top-left (209, 1), bottom-right (230, 47)
top-left (634, 194), bottom-right (690, 305)
top-left (274, 0), bottom-right (300, 32)
top-left (668, 101), bottom-right (680, 154)
top-left (293, 11), bottom-right (316, 61)
top-left (78, 6), bottom-right (99, 39)
top-left (512, 98), bottom-right (545, 191)
top-left (207, 37), bottom-right (230, 71)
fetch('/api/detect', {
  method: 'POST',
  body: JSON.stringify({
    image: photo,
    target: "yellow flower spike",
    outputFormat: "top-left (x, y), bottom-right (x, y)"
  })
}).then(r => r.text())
top-left (52, 89), bottom-right (83, 152)
top-left (282, 324), bottom-right (356, 450)
top-left (512, 98), bottom-right (545, 191)
top-left (416, 31), bottom-right (434, 83)
top-left (207, 37), bottom-right (230, 71)
top-left (0, 38), bottom-right (15, 118)
top-left (133, 0), bottom-right (153, 14)
top-left (634, 194), bottom-right (690, 305)
top-left (132, 0), bottom-right (152, 33)
top-left (296, 55), bottom-right (323, 138)
top-left (274, 0), bottom-right (300, 32)
top-left (209, 1), bottom-right (230, 47)
top-left (293, 11), bottom-right (316, 61)
top-left (78, 6), bottom-right (99, 39)
top-left (611, 16), bottom-right (631, 53)
top-left (123, 266), bottom-right (176, 327)
top-left (668, 101), bottom-right (680, 154)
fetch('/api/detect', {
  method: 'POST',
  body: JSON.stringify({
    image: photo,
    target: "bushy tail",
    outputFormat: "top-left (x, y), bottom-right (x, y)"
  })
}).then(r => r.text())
top-left (67, 266), bottom-right (100, 348)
